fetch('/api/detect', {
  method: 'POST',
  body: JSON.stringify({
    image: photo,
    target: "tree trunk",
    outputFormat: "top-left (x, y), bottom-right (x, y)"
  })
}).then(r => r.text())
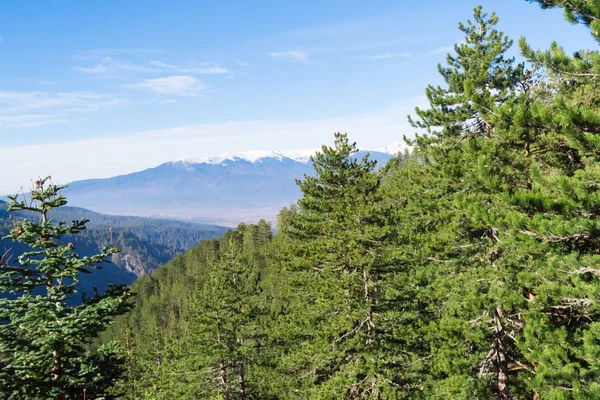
top-left (494, 304), bottom-right (512, 400)
top-left (363, 268), bottom-right (374, 331)
top-left (219, 359), bottom-right (228, 396)
top-left (51, 343), bottom-right (66, 400)
top-left (239, 361), bottom-right (247, 399)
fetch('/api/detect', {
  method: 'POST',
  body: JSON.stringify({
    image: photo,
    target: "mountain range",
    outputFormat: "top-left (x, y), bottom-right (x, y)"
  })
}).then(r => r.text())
top-left (61, 144), bottom-right (404, 226)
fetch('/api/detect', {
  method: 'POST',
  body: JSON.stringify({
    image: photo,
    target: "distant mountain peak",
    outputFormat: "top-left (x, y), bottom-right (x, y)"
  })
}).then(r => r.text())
top-left (373, 142), bottom-right (407, 155)
top-left (61, 142), bottom-right (404, 226)
top-left (173, 149), bottom-right (319, 166)
top-left (173, 142), bottom-right (406, 166)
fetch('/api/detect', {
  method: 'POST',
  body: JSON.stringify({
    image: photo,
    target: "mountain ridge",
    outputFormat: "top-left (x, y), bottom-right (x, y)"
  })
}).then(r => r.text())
top-left (171, 142), bottom-right (406, 166)
top-left (57, 145), bottom-right (404, 226)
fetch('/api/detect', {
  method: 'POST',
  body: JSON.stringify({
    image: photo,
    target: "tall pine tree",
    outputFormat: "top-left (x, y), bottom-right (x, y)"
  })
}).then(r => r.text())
top-left (404, 7), bottom-right (540, 398)
top-left (278, 133), bottom-right (400, 398)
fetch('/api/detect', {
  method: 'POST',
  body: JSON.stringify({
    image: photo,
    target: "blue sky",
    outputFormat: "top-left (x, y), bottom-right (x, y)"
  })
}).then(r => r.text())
top-left (0, 0), bottom-right (597, 193)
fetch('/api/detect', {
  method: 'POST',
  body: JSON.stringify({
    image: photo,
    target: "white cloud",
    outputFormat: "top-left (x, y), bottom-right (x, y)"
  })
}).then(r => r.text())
top-left (430, 45), bottom-right (454, 54)
top-left (0, 114), bottom-right (68, 128)
top-left (235, 60), bottom-right (250, 66)
top-left (73, 65), bottom-right (111, 74)
top-left (0, 96), bottom-right (427, 194)
top-left (125, 76), bottom-right (206, 96)
top-left (101, 57), bottom-right (158, 72)
top-left (349, 44), bottom-right (455, 61)
top-left (75, 57), bottom-right (230, 76)
top-left (0, 91), bottom-right (117, 112)
top-left (0, 91), bottom-right (121, 127)
top-left (269, 51), bottom-right (308, 62)
top-left (148, 60), bottom-right (230, 74)
top-left (76, 48), bottom-right (162, 57)
top-left (75, 57), bottom-right (157, 74)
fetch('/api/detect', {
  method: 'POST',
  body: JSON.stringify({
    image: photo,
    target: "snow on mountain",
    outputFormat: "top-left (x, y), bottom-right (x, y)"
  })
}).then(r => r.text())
top-left (174, 149), bottom-right (319, 165)
top-left (374, 142), bottom-right (408, 155)
top-left (173, 143), bottom-right (405, 166)
top-left (62, 142), bottom-right (407, 226)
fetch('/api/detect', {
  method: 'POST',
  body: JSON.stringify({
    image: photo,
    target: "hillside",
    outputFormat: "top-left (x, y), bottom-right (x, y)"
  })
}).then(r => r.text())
top-left (0, 200), bottom-right (227, 293)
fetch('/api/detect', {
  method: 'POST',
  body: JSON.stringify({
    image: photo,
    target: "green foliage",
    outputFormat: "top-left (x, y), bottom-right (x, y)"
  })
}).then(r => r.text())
top-left (97, 3), bottom-right (600, 399)
top-left (0, 177), bottom-right (131, 399)
top-left (103, 222), bottom-right (277, 399)
top-left (276, 133), bottom-right (406, 398)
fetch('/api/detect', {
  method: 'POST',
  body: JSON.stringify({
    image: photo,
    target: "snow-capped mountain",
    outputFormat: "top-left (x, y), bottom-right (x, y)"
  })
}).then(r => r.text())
top-left (374, 142), bottom-right (407, 155)
top-left (175, 148), bottom-right (320, 165)
top-left (62, 145), bottom-right (404, 226)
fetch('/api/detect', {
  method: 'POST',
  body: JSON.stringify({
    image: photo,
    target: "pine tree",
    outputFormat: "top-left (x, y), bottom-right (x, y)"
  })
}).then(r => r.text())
top-left (491, 1), bottom-right (600, 396)
top-left (278, 133), bottom-right (399, 398)
top-left (0, 177), bottom-right (130, 399)
top-left (116, 223), bottom-right (276, 399)
top-left (402, 3), bottom-right (600, 397)
top-left (183, 226), bottom-right (264, 399)
top-left (403, 7), bottom-right (541, 398)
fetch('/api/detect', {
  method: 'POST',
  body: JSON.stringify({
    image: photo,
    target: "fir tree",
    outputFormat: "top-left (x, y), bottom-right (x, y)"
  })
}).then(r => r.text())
top-left (0, 177), bottom-right (130, 399)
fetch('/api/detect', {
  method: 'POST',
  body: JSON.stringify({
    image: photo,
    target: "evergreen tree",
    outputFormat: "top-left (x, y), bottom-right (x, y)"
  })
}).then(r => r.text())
top-left (279, 133), bottom-right (397, 398)
top-left (104, 223), bottom-right (276, 399)
top-left (404, 7), bottom-right (540, 398)
top-left (180, 226), bottom-right (267, 399)
top-left (404, 3), bottom-right (600, 397)
top-left (0, 177), bottom-right (130, 399)
top-left (495, 1), bottom-right (600, 396)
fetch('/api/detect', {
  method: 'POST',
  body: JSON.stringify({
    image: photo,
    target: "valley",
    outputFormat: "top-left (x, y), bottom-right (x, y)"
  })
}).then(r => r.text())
top-left (0, 200), bottom-right (227, 292)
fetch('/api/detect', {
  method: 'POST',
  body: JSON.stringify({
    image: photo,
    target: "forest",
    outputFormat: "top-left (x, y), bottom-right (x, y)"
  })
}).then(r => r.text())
top-left (3, 0), bottom-right (600, 398)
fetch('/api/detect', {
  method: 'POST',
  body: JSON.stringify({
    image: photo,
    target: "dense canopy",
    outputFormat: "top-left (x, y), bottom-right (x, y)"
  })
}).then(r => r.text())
top-left (5, 2), bottom-right (600, 399)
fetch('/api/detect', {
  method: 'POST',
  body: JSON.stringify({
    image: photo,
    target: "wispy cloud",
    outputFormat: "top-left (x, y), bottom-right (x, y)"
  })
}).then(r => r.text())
top-left (235, 60), bottom-right (250, 66)
top-left (75, 57), bottom-right (230, 76)
top-left (74, 57), bottom-right (159, 74)
top-left (76, 48), bottom-right (163, 58)
top-left (125, 76), bottom-right (206, 96)
top-left (349, 44), bottom-right (455, 61)
top-left (0, 91), bottom-right (121, 127)
top-left (430, 45), bottom-right (454, 54)
top-left (37, 80), bottom-right (59, 86)
top-left (0, 114), bottom-right (68, 128)
top-left (0, 91), bottom-right (117, 112)
top-left (148, 60), bottom-right (230, 74)
top-left (73, 65), bottom-right (111, 74)
top-left (269, 51), bottom-right (308, 62)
